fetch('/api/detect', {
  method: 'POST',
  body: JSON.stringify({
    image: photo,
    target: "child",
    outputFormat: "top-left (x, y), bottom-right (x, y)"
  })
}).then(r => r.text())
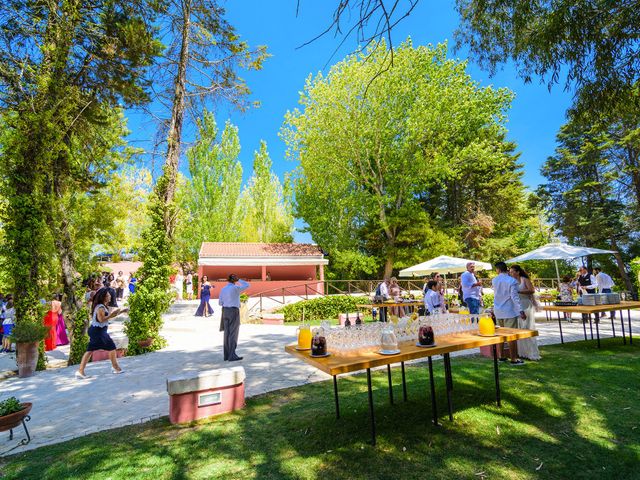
top-left (559, 275), bottom-right (574, 321)
top-left (423, 280), bottom-right (442, 314)
top-left (2, 299), bottom-right (15, 353)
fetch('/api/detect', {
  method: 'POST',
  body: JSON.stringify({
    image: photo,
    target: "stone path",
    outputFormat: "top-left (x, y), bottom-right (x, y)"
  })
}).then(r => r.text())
top-left (0, 301), bottom-right (637, 456)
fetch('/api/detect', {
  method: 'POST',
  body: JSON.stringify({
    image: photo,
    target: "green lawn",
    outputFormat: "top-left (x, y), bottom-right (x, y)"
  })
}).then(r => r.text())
top-left (1, 339), bottom-right (639, 480)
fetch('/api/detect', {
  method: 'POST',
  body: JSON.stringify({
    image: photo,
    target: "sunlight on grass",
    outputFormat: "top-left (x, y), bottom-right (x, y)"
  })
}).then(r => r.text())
top-left (1, 339), bottom-right (638, 480)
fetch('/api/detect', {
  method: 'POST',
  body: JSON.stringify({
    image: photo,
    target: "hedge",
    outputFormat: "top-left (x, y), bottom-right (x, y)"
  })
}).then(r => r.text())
top-left (279, 295), bottom-right (361, 322)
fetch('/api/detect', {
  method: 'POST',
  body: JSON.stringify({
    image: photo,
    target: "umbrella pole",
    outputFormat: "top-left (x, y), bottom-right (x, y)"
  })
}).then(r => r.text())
top-left (554, 260), bottom-right (561, 290)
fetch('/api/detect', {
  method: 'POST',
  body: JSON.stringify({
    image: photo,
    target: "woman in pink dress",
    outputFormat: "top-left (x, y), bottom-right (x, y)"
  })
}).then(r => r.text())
top-left (54, 296), bottom-right (69, 345)
top-left (43, 299), bottom-right (60, 351)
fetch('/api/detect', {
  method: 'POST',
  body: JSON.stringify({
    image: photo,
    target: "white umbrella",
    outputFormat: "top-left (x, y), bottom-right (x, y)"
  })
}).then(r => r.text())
top-left (506, 242), bottom-right (616, 284)
top-left (399, 255), bottom-right (492, 277)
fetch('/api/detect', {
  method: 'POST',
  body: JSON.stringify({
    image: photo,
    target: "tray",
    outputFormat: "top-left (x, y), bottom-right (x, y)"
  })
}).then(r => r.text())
top-left (378, 349), bottom-right (401, 355)
top-left (416, 342), bottom-right (437, 348)
top-left (477, 333), bottom-right (499, 337)
top-left (295, 346), bottom-right (311, 351)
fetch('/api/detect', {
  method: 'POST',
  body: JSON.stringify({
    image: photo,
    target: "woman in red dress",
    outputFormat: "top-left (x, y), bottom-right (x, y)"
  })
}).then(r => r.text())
top-left (43, 299), bottom-right (61, 351)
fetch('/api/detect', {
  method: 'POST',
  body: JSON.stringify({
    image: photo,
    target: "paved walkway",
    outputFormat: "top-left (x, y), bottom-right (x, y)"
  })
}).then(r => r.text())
top-left (0, 302), bottom-right (637, 455)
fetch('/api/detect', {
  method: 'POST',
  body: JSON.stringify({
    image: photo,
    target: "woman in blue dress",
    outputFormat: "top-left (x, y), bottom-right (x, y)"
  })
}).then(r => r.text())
top-left (194, 275), bottom-right (215, 317)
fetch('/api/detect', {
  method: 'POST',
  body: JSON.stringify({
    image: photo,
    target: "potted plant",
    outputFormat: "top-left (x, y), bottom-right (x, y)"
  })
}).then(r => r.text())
top-left (9, 321), bottom-right (48, 378)
top-left (0, 397), bottom-right (32, 441)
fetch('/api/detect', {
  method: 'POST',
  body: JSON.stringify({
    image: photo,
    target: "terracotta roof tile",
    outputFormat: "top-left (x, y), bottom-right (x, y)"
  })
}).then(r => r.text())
top-left (199, 242), bottom-right (324, 258)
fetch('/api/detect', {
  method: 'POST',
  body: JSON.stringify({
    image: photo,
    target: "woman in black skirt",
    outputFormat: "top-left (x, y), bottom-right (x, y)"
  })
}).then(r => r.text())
top-left (75, 288), bottom-right (127, 378)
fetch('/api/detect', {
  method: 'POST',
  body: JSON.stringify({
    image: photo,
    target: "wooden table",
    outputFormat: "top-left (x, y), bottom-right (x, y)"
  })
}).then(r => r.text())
top-left (356, 301), bottom-right (424, 320)
top-left (543, 301), bottom-right (640, 348)
top-left (285, 327), bottom-right (538, 445)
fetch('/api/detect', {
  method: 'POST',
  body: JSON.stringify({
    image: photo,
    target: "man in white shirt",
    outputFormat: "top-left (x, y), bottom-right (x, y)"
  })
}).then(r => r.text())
top-left (492, 262), bottom-right (526, 365)
top-left (460, 262), bottom-right (483, 315)
top-left (219, 274), bottom-right (250, 361)
top-left (594, 268), bottom-right (616, 319)
top-left (375, 278), bottom-right (390, 322)
top-left (423, 280), bottom-right (442, 314)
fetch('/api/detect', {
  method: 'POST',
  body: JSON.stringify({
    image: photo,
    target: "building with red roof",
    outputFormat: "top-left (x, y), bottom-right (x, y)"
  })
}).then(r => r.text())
top-left (197, 242), bottom-right (328, 298)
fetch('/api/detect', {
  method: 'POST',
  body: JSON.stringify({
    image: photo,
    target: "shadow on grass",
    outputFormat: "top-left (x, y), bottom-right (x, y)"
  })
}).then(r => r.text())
top-left (1, 338), bottom-right (639, 479)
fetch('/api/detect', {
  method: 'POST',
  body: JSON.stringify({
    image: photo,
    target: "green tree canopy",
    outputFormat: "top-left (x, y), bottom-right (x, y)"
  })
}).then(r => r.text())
top-left (454, 0), bottom-right (640, 110)
top-left (239, 141), bottom-right (294, 244)
top-left (283, 39), bottom-right (530, 277)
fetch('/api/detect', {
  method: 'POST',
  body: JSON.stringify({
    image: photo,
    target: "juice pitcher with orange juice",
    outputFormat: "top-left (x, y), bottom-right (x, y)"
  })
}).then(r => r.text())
top-left (297, 324), bottom-right (312, 350)
top-left (478, 314), bottom-right (495, 336)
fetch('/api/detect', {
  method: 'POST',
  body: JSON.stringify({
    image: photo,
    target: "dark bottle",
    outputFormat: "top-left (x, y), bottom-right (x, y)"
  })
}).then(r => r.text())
top-left (344, 313), bottom-right (351, 328)
top-left (355, 312), bottom-right (363, 325)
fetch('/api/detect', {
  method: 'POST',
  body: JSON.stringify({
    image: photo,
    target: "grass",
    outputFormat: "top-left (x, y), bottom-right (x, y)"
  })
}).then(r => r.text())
top-left (1, 338), bottom-right (639, 479)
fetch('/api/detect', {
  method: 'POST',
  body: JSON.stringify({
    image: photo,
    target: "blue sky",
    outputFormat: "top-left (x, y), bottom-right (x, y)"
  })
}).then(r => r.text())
top-left (127, 1), bottom-right (574, 241)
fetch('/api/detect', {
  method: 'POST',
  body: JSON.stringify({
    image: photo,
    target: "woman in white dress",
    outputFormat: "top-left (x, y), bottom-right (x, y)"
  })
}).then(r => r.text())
top-left (509, 265), bottom-right (541, 360)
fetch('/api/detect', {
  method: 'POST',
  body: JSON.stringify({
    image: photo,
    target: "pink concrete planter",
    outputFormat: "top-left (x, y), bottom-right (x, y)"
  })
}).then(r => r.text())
top-left (91, 349), bottom-right (126, 362)
top-left (479, 343), bottom-right (510, 358)
top-left (167, 367), bottom-right (246, 424)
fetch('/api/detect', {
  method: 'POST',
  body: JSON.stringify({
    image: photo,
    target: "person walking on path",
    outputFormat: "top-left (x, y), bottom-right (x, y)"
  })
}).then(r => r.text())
top-left (185, 272), bottom-right (194, 300)
top-left (174, 270), bottom-right (184, 301)
top-left (75, 288), bottom-right (127, 378)
top-left (115, 271), bottom-right (126, 301)
top-left (219, 274), bottom-right (249, 362)
top-left (195, 275), bottom-right (214, 317)
top-left (509, 265), bottom-right (541, 361)
top-left (461, 262), bottom-right (483, 316)
top-left (594, 267), bottom-right (616, 319)
top-left (492, 261), bottom-right (526, 365)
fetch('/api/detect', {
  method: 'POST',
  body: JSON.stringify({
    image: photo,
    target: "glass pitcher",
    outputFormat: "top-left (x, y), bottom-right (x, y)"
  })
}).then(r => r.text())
top-left (297, 324), bottom-right (312, 350)
top-left (478, 315), bottom-right (495, 336)
top-left (380, 324), bottom-right (398, 351)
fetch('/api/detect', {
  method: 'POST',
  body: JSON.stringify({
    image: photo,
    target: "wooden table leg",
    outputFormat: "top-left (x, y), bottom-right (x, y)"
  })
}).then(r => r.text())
top-left (427, 357), bottom-right (439, 426)
top-left (594, 312), bottom-right (601, 348)
top-left (588, 314), bottom-right (594, 340)
top-left (366, 368), bottom-right (376, 446)
top-left (387, 364), bottom-right (394, 405)
top-left (401, 361), bottom-right (408, 402)
top-left (492, 344), bottom-right (501, 407)
top-left (333, 375), bottom-right (340, 419)
top-left (444, 353), bottom-right (454, 421)
top-left (556, 311), bottom-right (564, 344)
top-left (628, 309), bottom-right (633, 344)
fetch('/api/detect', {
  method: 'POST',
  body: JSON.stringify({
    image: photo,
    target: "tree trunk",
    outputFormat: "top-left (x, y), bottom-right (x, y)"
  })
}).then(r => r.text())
top-left (162, 0), bottom-right (191, 238)
top-left (610, 238), bottom-right (634, 296)
top-left (383, 254), bottom-right (394, 278)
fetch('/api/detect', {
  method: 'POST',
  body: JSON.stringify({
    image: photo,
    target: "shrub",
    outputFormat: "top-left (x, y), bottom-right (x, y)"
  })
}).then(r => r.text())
top-left (9, 320), bottom-right (48, 343)
top-left (482, 293), bottom-right (494, 309)
top-left (0, 397), bottom-right (24, 416)
top-left (279, 295), bottom-right (361, 322)
top-left (68, 305), bottom-right (89, 365)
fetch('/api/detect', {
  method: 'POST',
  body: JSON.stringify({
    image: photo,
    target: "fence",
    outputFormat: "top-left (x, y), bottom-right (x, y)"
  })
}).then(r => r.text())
top-left (247, 278), bottom-right (563, 314)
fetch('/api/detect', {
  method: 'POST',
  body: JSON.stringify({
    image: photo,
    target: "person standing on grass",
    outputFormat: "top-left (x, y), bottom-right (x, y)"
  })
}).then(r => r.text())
top-left (509, 265), bottom-right (541, 361)
top-left (492, 262), bottom-right (526, 365)
top-left (594, 268), bottom-right (615, 319)
top-left (75, 288), bottom-right (127, 378)
top-left (461, 262), bottom-right (483, 316)
top-left (219, 274), bottom-right (250, 362)
top-left (423, 280), bottom-right (442, 315)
